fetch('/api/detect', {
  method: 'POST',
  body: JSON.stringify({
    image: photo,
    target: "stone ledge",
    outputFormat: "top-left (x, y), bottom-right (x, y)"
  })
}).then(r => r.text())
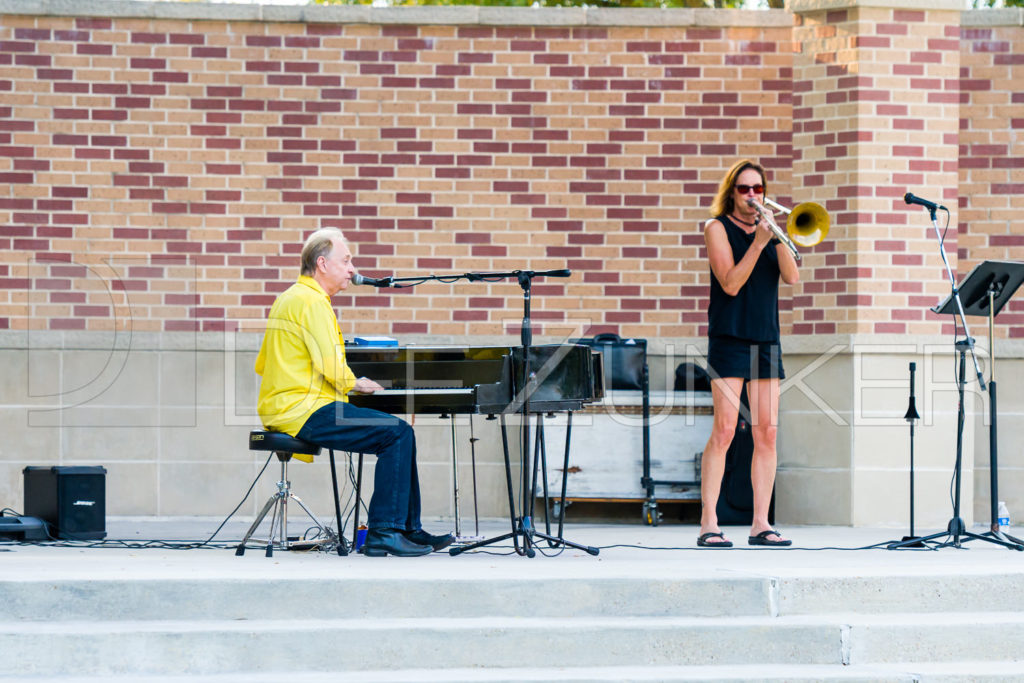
top-left (0, 0), bottom-right (792, 27)
top-left (962, 7), bottom-right (1024, 26)
top-left (788, 0), bottom-right (962, 12)
top-left (0, 1), bottom-right (1014, 30)
top-left (4, 330), bottom-right (1024, 359)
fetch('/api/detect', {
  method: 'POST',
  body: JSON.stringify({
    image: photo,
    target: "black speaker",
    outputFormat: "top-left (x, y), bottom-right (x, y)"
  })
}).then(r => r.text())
top-left (23, 466), bottom-right (107, 540)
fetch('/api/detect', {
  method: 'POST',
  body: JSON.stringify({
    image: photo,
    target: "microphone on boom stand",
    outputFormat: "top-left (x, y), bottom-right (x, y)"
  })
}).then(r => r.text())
top-left (352, 273), bottom-right (394, 287)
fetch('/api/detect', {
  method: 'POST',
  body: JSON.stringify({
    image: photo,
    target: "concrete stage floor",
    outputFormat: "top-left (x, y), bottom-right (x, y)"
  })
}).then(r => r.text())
top-left (4, 517), bottom-right (1023, 581)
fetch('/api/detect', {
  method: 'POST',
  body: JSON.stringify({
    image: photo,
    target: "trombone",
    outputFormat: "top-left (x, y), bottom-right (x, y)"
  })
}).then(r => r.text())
top-left (746, 198), bottom-right (830, 262)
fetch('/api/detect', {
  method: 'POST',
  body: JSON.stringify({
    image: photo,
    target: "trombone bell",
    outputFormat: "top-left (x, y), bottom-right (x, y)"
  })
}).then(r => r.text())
top-left (786, 202), bottom-right (829, 248)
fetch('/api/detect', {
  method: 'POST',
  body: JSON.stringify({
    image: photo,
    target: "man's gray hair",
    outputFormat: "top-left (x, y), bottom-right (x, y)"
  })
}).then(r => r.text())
top-left (300, 228), bottom-right (346, 276)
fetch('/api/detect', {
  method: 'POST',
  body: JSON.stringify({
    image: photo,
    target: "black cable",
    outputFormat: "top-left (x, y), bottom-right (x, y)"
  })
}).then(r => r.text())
top-left (593, 540), bottom-right (933, 551)
top-left (198, 450), bottom-right (275, 547)
top-left (389, 273), bottom-right (516, 289)
top-left (448, 539), bottom-right (926, 555)
top-left (0, 452), bottom-right (275, 551)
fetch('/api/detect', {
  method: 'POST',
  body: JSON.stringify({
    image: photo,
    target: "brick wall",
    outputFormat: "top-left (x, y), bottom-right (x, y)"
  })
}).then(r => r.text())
top-left (959, 14), bottom-right (1024, 337)
top-left (3, 7), bottom-right (790, 343)
top-left (791, 4), bottom-right (962, 338)
top-left (0, 3), bottom-right (1022, 344)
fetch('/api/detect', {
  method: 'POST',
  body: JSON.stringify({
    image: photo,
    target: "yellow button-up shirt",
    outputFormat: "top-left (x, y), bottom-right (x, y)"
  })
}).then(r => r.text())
top-left (255, 276), bottom-right (358, 458)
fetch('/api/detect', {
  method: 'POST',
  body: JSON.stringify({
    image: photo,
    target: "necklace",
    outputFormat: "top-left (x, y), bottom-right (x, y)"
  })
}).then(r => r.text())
top-left (730, 214), bottom-right (757, 227)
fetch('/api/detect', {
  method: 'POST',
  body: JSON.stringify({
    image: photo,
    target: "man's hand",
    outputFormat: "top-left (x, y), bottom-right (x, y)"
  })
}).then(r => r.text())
top-left (352, 377), bottom-right (384, 394)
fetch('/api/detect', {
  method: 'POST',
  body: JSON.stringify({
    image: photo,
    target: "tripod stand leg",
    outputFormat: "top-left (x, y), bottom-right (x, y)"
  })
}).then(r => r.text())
top-left (983, 532), bottom-right (1024, 552)
top-left (287, 492), bottom-right (338, 546)
top-left (265, 495), bottom-right (281, 557)
top-left (450, 411), bottom-right (592, 559)
top-left (533, 529), bottom-right (599, 556)
top-left (450, 416), bottom-right (526, 557)
top-left (887, 530), bottom-right (945, 550)
top-left (533, 416), bottom-right (558, 543)
top-left (449, 531), bottom-right (516, 556)
top-left (970, 530), bottom-right (1024, 551)
top-left (236, 492), bottom-right (280, 556)
top-left (327, 449), bottom-right (348, 556)
top-left (556, 412), bottom-right (572, 542)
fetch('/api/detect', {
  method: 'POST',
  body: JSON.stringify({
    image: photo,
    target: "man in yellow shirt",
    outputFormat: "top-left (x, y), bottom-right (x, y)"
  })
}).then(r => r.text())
top-left (255, 228), bottom-right (453, 557)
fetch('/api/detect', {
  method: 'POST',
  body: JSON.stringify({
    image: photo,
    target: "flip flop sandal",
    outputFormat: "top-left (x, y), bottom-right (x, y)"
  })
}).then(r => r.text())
top-left (697, 532), bottom-right (733, 548)
top-left (748, 529), bottom-right (792, 546)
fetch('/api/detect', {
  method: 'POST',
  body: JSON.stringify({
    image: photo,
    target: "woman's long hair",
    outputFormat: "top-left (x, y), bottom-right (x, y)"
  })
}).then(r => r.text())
top-left (709, 159), bottom-right (767, 218)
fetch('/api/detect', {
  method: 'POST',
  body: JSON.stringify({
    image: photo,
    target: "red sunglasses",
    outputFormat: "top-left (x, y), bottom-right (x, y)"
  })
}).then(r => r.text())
top-left (735, 184), bottom-right (764, 194)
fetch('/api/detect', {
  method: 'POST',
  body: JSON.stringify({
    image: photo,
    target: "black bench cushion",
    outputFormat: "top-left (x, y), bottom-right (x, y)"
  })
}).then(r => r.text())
top-left (249, 430), bottom-right (321, 457)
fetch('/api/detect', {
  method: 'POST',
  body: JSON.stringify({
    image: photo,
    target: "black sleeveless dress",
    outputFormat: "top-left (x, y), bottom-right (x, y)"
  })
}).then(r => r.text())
top-left (706, 215), bottom-right (785, 380)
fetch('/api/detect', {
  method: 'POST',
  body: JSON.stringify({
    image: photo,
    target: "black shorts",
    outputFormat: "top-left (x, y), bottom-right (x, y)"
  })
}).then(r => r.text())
top-left (706, 336), bottom-right (785, 381)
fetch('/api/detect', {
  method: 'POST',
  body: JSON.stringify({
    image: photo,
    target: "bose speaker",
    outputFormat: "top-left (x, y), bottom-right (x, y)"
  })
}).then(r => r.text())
top-left (23, 466), bottom-right (107, 540)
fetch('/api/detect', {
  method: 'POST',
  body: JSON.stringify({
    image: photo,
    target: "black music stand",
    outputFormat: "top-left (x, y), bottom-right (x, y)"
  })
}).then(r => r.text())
top-left (945, 260), bottom-right (1024, 549)
top-left (891, 260), bottom-right (1024, 551)
top-left (450, 270), bottom-right (599, 558)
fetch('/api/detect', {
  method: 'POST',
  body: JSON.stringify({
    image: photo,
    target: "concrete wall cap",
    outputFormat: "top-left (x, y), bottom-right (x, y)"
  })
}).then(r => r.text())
top-left (694, 7), bottom-right (794, 26)
top-left (788, 0), bottom-right (962, 12)
top-left (585, 7), bottom-right (695, 27)
top-left (0, 0), bottom-right (793, 27)
top-left (0, 0), bottom-right (1015, 28)
top-left (962, 7), bottom-right (1024, 26)
top-left (6, 330), bottom-right (1024, 359)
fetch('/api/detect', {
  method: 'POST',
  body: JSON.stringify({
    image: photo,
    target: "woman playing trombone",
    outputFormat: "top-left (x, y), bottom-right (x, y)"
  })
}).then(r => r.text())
top-left (697, 159), bottom-right (800, 548)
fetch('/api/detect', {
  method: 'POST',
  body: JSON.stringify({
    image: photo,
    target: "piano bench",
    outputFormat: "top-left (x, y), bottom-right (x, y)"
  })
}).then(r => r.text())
top-left (248, 430), bottom-right (321, 459)
top-left (235, 430), bottom-right (346, 558)
top-left (247, 432), bottom-right (319, 458)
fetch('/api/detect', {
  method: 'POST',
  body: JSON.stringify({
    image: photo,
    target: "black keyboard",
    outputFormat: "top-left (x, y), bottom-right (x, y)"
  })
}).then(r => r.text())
top-left (344, 344), bottom-right (603, 415)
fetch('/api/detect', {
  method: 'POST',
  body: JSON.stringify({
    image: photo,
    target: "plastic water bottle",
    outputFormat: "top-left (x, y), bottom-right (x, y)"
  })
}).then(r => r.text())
top-left (997, 501), bottom-right (1010, 533)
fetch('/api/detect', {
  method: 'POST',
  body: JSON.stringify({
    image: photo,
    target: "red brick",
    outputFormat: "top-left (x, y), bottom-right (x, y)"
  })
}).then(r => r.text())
top-left (893, 10), bottom-right (924, 22)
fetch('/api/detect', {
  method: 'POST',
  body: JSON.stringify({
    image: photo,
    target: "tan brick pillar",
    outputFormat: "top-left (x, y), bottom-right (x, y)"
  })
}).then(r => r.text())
top-left (789, 0), bottom-right (963, 336)
top-left (782, 0), bottom-right (965, 525)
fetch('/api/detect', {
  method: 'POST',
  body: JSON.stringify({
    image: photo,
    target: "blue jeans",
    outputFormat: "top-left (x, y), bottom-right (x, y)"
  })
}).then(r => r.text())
top-left (296, 402), bottom-right (421, 532)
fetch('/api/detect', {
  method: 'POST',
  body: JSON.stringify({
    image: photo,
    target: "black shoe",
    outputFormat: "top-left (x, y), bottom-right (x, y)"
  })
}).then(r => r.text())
top-left (404, 529), bottom-right (455, 551)
top-left (360, 529), bottom-right (432, 557)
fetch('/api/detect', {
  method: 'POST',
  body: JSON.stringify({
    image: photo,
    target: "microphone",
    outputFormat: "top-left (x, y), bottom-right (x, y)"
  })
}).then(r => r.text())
top-left (533, 269), bottom-right (571, 278)
top-left (904, 192), bottom-right (947, 212)
top-left (904, 362), bottom-right (920, 423)
top-left (351, 273), bottom-right (392, 288)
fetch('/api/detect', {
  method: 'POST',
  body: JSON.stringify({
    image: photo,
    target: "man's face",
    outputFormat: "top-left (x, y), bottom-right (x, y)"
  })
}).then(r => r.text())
top-left (318, 238), bottom-right (355, 295)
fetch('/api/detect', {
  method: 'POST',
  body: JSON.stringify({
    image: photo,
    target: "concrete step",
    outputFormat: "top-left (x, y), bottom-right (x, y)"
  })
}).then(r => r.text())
top-left (1, 613), bottom-right (1023, 676)
top-left (3, 662), bottom-right (1024, 683)
top-left (777, 572), bottom-right (1024, 615)
top-left (0, 576), bottom-right (772, 621)
top-left (0, 615), bottom-right (839, 676)
top-left (4, 571), bottom-right (1023, 623)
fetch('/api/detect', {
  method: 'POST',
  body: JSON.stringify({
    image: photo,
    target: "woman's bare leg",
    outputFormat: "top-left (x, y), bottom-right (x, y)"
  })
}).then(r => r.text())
top-left (699, 376), bottom-right (745, 543)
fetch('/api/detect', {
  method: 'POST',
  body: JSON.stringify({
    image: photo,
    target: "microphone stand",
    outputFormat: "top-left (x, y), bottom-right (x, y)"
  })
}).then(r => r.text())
top-left (359, 267), bottom-right (600, 556)
top-left (890, 201), bottom-right (1003, 551)
top-left (356, 268), bottom-right (572, 289)
top-left (886, 362), bottom-right (927, 549)
top-left (447, 269), bottom-right (598, 558)
top-left (925, 204), bottom-right (986, 394)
